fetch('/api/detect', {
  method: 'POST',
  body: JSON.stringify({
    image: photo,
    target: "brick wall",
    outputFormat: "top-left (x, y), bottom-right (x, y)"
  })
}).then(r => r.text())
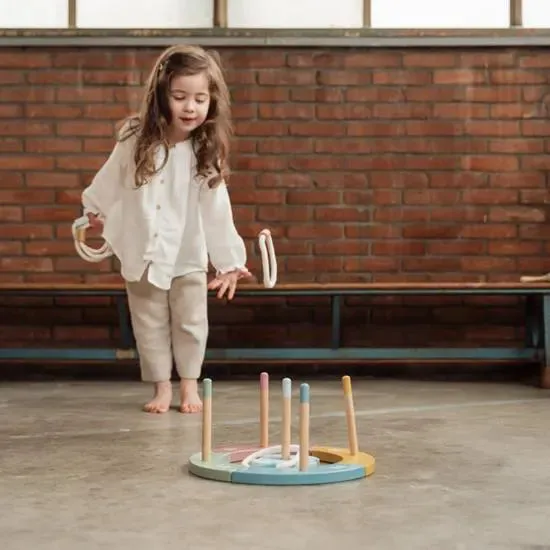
top-left (1, 46), bottom-right (549, 354)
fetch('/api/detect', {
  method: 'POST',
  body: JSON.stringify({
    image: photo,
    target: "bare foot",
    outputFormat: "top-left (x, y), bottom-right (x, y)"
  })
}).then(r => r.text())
top-left (179, 378), bottom-right (203, 414)
top-left (143, 381), bottom-right (172, 413)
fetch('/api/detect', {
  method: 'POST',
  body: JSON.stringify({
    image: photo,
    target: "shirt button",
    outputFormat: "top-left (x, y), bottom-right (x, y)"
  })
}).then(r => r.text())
top-left (156, 205), bottom-right (161, 210)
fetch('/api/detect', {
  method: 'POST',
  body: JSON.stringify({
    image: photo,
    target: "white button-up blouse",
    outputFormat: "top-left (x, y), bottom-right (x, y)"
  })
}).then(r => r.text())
top-left (81, 133), bottom-right (248, 290)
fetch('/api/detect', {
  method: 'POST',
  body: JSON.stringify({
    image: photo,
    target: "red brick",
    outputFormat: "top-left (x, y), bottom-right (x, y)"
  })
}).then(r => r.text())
top-left (374, 208), bottom-right (427, 223)
top-left (402, 224), bottom-right (461, 239)
top-left (229, 190), bottom-right (284, 205)
top-left (0, 189), bottom-right (54, 203)
top-left (233, 156), bottom-right (288, 171)
top-left (314, 139), bottom-right (371, 154)
top-left (234, 121), bottom-right (288, 136)
top-left (403, 190), bottom-right (461, 205)
top-left (57, 156), bottom-right (107, 171)
top-left (318, 71), bottom-right (371, 86)
top-left (461, 224), bottom-right (517, 239)
top-left (57, 86), bottom-right (115, 103)
top-left (286, 257), bottom-right (343, 273)
top-left (344, 257), bottom-right (399, 272)
top-left (434, 69), bottom-right (487, 84)
top-left (0, 104), bottom-right (22, 117)
top-left (488, 241), bottom-right (542, 255)
top-left (462, 189), bottom-right (518, 204)
top-left (83, 104), bottom-right (130, 119)
top-left (25, 206), bottom-right (79, 223)
top-left (314, 240), bottom-right (370, 255)
top-left (0, 156), bottom-right (54, 170)
top-left (287, 225), bottom-right (343, 239)
top-left (490, 70), bottom-right (546, 84)
top-left (257, 206), bottom-right (310, 222)
top-left (257, 70), bottom-right (315, 86)
top-left (461, 257), bottom-right (517, 272)
top-left (489, 172), bottom-right (545, 189)
top-left (257, 139), bottom-right (313, 154)
top-left (345, 225), bottom-right (400, 239)
top-left (346, 88), bottom-right (403, 102)
top-left (0, 241), bottom-right (23, 254)
top-left (57, 121), bottom-right (115, 137)
top-left (373, 104), bottom-right (432, 119)
top-left (489, 206), bottom-right (545, 223)
top-left (232, 87), bottom-right (289, 102)
top-left (287, 191), bottom-right (340, 205)
top-left (0, 257), bottom-right (53, 271)
top-left (317, 104), bottom-right (371, 119)
top-left (428, 241), bottom-right (486, 255)
top-left (430, 207), bottom-right (487, 223)
top-left (403, 53), bottom-right (456, 67)
top-left (315, 207), bottom-right (368, 223)
top-left (373, 70), bottom-right (431, 85)
top-left (0, 52), bottom-right (52, 68)
top-left (403, 257), bottom-right (462, 272)
top-left (290, 122), bottom-right (346, 136)
top-left (259, 104), bottom-right (314, 119)
top-left (25, 240), bottom-right (76, 256)
top-left (257, 173), bottom-right (312, 188)
top-left (372, 241), bottom-right (426, 255)
top-left (26, 172), bottom-right (81, 188)
top-left (489, 139), bottom-right (543, 154)
top-left (463, 156), bottom-right (519, 172)
top-left (26, 138), bottom-right (82, 153)
top-left (0, 121), bottom-right (52, 136)
top-left (26, 104), bottom-right (82, 119)
top-left (433, 103), bottom-right (489, 118)
top-left (0, 138), bottom-right (23, 152)
top-left (0, 206), bottom-right (22, 222)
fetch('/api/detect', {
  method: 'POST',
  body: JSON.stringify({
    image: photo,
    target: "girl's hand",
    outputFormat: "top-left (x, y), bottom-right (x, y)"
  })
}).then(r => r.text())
top-left (86, 213), bottom-right (104, 234)
top-left (208, 269), bottom-right (250, 300)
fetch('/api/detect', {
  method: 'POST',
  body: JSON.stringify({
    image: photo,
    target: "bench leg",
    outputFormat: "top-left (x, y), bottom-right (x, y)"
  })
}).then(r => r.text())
top-left (330, 295), bottom-right (341, 350)
top-left (541, 295), bottom-right (550, 389)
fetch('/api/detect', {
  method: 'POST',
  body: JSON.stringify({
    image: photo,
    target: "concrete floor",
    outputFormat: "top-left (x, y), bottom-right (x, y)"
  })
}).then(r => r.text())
top-left (1, 376), bottom-right (549, 550)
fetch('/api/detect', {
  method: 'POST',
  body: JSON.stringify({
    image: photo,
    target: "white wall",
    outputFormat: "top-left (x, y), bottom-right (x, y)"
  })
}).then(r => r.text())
top-left (0, 0), bottom-right (212, 28)
top-left (227, 0), bottom-right (363, 28)
top-left (0, 0), bottom-right (549, 29)
top-left (371, 0), bottom-right (509, 28)
top-left (523, 0), bottom-right (550, 28)
top-left (77, 0), bottom-right (212, 28)
top-left (0, 0), bottom-right (67, 28)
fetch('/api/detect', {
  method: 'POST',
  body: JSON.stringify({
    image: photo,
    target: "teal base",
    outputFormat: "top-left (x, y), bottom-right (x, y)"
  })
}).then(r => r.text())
top-left (187, 449), bottom-right (367, 486)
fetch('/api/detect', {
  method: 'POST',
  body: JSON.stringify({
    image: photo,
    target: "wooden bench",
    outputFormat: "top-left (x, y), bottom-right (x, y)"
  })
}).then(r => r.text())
top-left (1, 281), bottom-right (550, 388)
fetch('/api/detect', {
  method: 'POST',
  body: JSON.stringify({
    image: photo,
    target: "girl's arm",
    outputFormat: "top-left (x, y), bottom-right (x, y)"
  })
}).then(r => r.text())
top-left (199, 181), bottom-right (249, 276)
top-left (81, 138), bottom-right (129, 218)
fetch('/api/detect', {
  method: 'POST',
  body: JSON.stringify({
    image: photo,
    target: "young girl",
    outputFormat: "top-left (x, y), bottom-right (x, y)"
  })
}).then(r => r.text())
top-left (80, 44), bottom-right (250, 414)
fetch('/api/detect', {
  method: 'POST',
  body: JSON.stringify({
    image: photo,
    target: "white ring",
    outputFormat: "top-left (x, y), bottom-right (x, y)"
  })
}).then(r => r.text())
top-left (258, 229), bottom-right (277, 288)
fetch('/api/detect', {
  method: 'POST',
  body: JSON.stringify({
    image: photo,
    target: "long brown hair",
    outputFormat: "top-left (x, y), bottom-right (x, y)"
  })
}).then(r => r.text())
top-left (119, 44), bottom-right (232, 188)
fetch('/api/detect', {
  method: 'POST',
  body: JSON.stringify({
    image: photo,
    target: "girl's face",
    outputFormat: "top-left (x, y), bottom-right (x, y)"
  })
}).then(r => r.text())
top-left (167, 72), bottom-right (211, 142)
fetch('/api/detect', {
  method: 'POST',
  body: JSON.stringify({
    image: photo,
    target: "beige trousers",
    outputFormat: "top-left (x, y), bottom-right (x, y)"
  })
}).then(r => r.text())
top-left (125, 269), bottom-right (208, 382)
